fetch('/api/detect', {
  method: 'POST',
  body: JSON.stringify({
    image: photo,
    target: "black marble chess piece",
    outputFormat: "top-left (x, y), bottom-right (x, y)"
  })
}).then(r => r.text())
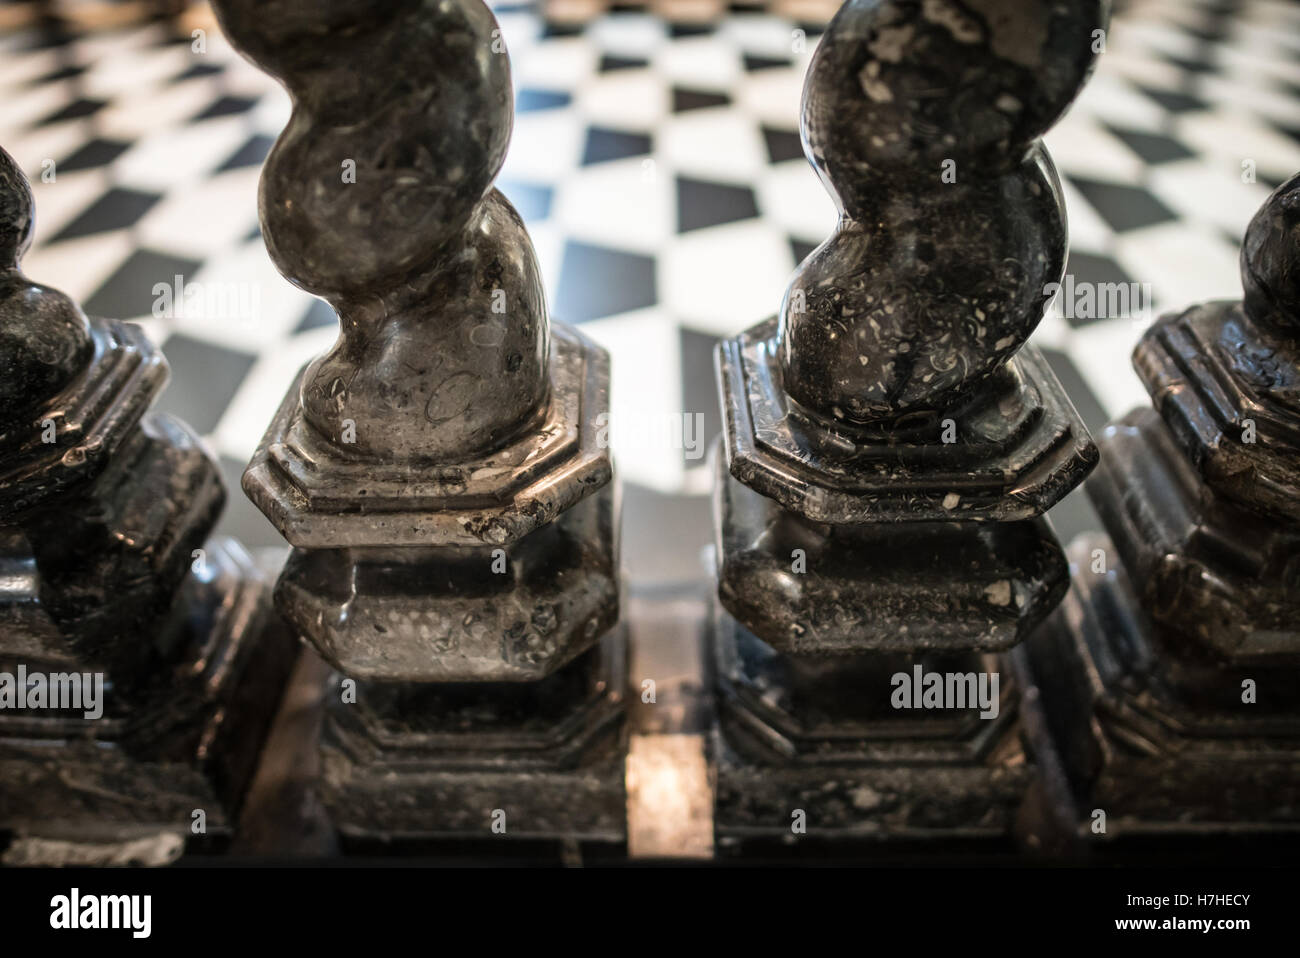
top-left (1018, 173), bottom-right (1300, 853)
top-left (710, 0), bottom-right (1106, 851)
top-left (211, 0), bottom-right (626, 849)
top-left (0, 146), bottom-right (295, 865)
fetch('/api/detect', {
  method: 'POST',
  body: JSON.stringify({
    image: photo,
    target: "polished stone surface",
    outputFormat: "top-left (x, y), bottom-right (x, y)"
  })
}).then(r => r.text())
top-left (1090, 175), bottom-right (1300, 659)
top-left (1019, 174), bottom-right (1300, 847)
top-left (215, 0), bottom-right (625, 842)
top-left (213, 0), bottom-right (544, 463)
top-left (277, 485), bottom-right (619, 681)
top-left (1018, 535), bottom-right (1300, 842)
top-left (714, 450), bottom-right (1067, 654)
top-left (708, 0), bottom-right (1106, 847)
top-left (0, 146), bottom-right (94, 424)
top-left (1, 538), bottom-right (295, 853)
top-left (319, 631), bottom-right (627, 843)
top-left (780, 0), bottom-right (1110, 425)
top-left (1242, 169), bottom-right (1300, 335)
top-left (719, 318), bottom-right (1097, 523)
top-left (1136, 304), bottom-right (1300, 523)
top-left (1088, 408), bottom-right (1300, 658)
top-left (220, 0), bottom-right (619, 683)
top-left (245, 324), bottom-right (612, 550)
top-left (0, 144), bottom-right (293, 858)
top-left (711, 604), bottom-right (1029, 845)
top-left (1133, 175), bottom-right (1300, 523)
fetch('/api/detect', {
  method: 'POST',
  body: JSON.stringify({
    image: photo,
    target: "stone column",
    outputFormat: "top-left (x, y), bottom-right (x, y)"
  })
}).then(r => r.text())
top-left (709, 0), bottom-right (1106, 851)
top-left (211, 0), bottom-right (626, 849)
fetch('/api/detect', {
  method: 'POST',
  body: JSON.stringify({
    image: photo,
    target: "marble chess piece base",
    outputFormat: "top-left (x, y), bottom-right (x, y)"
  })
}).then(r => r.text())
top-left (1009, 168), bottom-right (1300, 861)
top-left (708, 600), bottom-right (1032, 853)
top-left (238, 626), bottom-right (629, 857)
top-left (0, 538), bottom-right (296, 865)
top-left (717, 320), bottom-right (1098, 525)
top-left (1017, 544), bottom-right (1300, 849)
top-left (319, 629), bottom-right (628, 848)
top-left (274, 483), bottom-right (621, 683)
top-left (1087, 408), bottom-right (1300, 655)
top-left (714, 452), bottom-right (1069, 655)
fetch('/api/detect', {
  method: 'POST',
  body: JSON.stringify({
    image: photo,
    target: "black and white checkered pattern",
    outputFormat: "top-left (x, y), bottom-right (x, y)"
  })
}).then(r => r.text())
top-left (2, 0), bottom-right (1299, 564)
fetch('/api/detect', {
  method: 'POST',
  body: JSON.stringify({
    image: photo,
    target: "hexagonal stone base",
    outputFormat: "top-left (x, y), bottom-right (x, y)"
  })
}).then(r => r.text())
top-left (1088, 408), bottom-right (1300, 657)
top-left (0, 318), bottom-right (167, 521)
top-left (275, 482), bottom-right (619, 681)
top-left (717, 317), bottom-right (1097, 524)
top-left (714, 447), bottom-right (1067, 654)
top-left (1017, 534), bottom-right (1300, 844)
top-left (711, 607), bottom-right (1030, 849)
top-left (1136, 301), bottom-right (1300, 523)
top-left (317, 629), bottom-right (627, 844)
top-left (0, 538), bottom-right (296, 861)
top-left (10, 413), bottom-right (225, 668)
top-left (243, 322), bottom-right (612, 549)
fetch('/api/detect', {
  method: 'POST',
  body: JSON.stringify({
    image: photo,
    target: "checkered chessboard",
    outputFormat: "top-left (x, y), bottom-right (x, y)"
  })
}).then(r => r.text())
top-left (2, 0), bottom-right (1299, 582)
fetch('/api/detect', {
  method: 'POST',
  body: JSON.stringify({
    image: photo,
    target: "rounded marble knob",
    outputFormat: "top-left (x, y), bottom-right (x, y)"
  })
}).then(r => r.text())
top-left (1241, 171), bottom-right (1300, 333)
top-left (212, 0), bottom-right (549, 462)
top-left (780, 0), bottom-right (1108, 425)
top-left (0, 147), bottom-right (94, 426)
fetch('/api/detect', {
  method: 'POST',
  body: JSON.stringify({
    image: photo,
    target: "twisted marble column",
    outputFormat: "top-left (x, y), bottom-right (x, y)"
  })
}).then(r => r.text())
top-left (215, 0), bottom-right (625, 846)
top-left (710, 0), bottom-right (1106, 848)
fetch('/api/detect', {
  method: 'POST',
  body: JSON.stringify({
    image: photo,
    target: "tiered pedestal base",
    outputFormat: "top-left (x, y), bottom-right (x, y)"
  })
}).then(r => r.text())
top-left (1016, 534), bottom-right (1300, 859)
top-left (239, 627), bottom-right (629, 860)
top-left (709, 605), bottom-right (1031, 856)
top-left (320, 628), bottom-right (628, 850)
top-left (0, 538), bottom-right (296, 865)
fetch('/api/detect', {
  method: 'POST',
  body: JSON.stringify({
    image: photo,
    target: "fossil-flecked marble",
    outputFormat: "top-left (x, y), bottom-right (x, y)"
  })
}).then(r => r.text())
top-left (780, 0), bottom-right (1109, 425)
top-left (710, 0), bottom-right (1106, 850)
top-left (214, 0), bottom-right (626, 845)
